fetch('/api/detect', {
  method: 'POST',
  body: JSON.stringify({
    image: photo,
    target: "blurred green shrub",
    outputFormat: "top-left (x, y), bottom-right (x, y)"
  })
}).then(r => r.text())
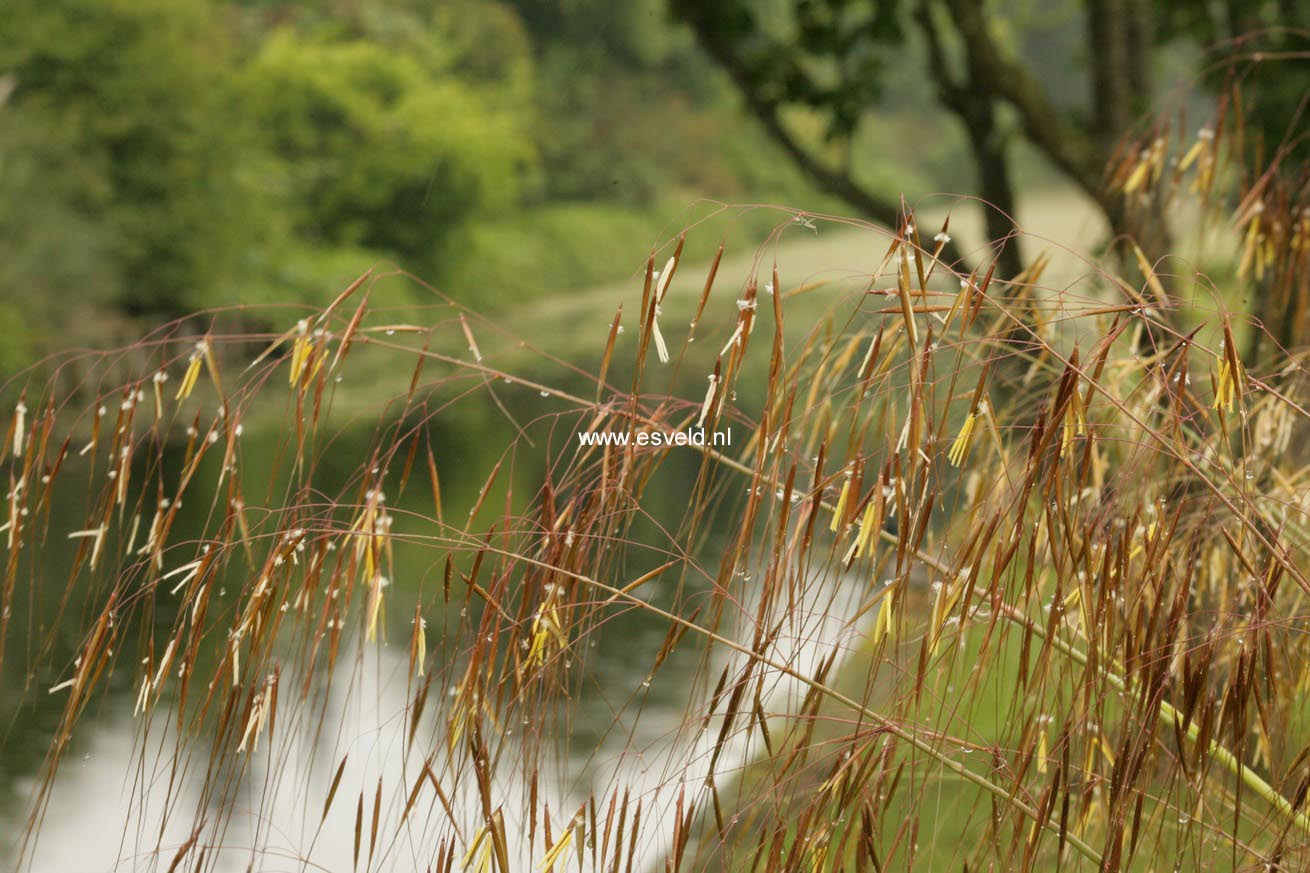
top-left (0, 0), bottom-right (259, 320)
top-left (243, 32), bottom-right (534, 279)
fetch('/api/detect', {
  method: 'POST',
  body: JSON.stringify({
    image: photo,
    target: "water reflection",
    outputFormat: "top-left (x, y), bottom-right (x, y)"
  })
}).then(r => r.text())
top-left (6, 556), bottom-right (872, 872)
top-left (1, 331), bottom-right (876, 871)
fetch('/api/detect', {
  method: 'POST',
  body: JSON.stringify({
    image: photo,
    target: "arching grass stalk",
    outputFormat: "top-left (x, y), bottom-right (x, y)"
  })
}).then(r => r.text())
top-left (441, 536), bottom-right (1107, 866)
top-left (996, 602), bottom-right (1310, 839)
top-left (689, 429), bottom-right (1310, 849)
top-left (403, 339), bottom-right (1310, 849)
top-left (9, 123), bottom-right (1310, 870)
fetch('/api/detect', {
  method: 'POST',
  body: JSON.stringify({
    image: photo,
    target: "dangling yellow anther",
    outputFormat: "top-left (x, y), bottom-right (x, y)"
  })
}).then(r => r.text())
top-left (524, 586), bottom-right (569, 672)
top-left (1122, 160), bottom-right (1150, 194)
top-left (872, 585), bottom-right (896, 644)
top-left (288, 320), bottom-right (311, 386)
top-left (351, 487), bottom-right (392, 643)
top-left (948, 412), bottom-right (976, 467)
top-left (413, 612), bottom-right (427, 677)
top-left (462, 826), bottom-right (493, 873)
top-left (539, 821), bottom-right (576, 872)
top-left (11, 399), bottom-right (26, 458)
top-left (853, 499), bottom-right (880, 558)
top-left (1238, 209), bottom-right (1263, 279)
top-left (237, 675), bottom-right (276, 754)
top-left (1212, 352), bottom-right (1244, 411)
top-left (175, 344), bottom-right (204, 401)
top-left (365, 574), bottom-right (385, 643)
top-left (829, 474), bottom-right (852, 532)
top-left (1059, 393), bottom-right (1086, 458)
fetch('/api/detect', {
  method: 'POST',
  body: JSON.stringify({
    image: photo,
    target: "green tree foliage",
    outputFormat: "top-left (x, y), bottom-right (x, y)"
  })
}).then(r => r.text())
top-left (0, 0), bottom-right (258, 323)
top-left (244, 31), bottom-right (534, 280)
top-left (0, 0), bottom-right (837, 370)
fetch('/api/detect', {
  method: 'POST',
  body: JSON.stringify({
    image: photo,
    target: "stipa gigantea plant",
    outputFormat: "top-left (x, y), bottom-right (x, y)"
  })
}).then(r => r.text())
top-left (3, 94), bottom-right (1310, 873)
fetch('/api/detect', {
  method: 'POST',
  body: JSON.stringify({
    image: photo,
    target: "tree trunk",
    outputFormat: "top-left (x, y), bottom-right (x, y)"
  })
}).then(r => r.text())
top-left (963, 106), bottom-right (1025, 280)
top-left (1086, 0), bottom-right (1134, 150)
top-left (916, 0), bottom-right (1023, 278)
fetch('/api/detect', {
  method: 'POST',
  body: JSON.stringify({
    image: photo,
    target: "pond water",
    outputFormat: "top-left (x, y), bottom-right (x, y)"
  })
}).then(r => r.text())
top-left (0, 326), bottom-right (880, 872)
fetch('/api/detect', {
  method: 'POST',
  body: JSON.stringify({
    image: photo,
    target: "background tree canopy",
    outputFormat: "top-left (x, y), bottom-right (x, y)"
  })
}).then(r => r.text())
top-left (0, 0), bottom-right (851, 371)
top-left (667, 0), bottom-right (1309, 279)
top-left (0, 0), bottom-right (1305, 371)
top-left (0, 0), bottom-right (255, 347)
top-left (245, 31), bottom-right (532, 276)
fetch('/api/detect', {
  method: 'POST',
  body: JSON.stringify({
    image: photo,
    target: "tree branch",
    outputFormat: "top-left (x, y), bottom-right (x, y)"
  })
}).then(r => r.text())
top-left (941, 0), bottom-right (1102, 198)
top-left (674, 7), bottom-right (972, 270)
top-left (916, 0), bottom-right (1024, 278)
top-left (1086, 0), bottom-right (1135, 147)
